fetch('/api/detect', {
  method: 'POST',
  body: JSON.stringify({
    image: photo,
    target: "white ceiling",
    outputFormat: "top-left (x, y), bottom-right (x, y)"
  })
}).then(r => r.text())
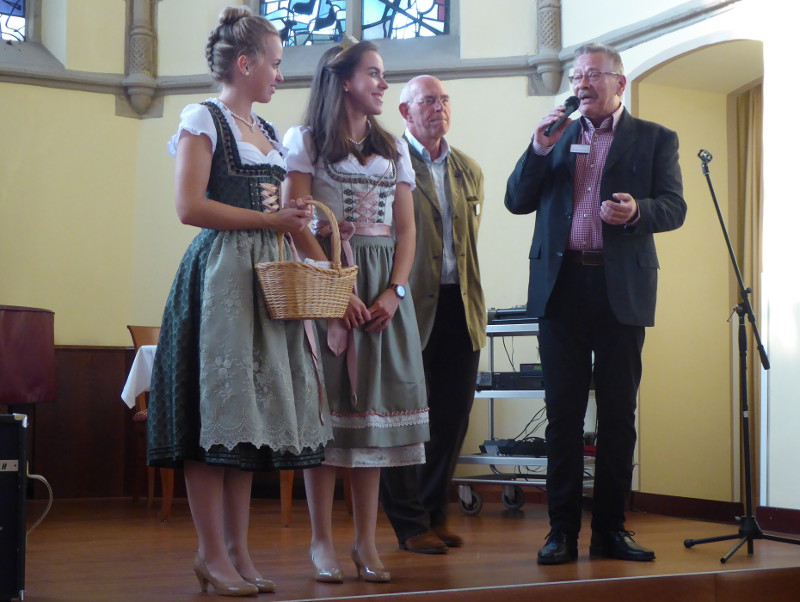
top-left (640, 39), bottom-right (763, 94)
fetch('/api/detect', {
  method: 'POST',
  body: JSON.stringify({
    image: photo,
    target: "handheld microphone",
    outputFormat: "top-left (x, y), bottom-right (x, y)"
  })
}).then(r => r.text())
top-left (698, 149), bottom-right (713, 163)
top-left (543, 96), bottom-right (580, 137)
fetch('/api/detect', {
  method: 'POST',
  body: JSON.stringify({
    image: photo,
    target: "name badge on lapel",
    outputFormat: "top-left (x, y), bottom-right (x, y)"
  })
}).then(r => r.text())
top-left (570, 144), bottom-right (591, 154)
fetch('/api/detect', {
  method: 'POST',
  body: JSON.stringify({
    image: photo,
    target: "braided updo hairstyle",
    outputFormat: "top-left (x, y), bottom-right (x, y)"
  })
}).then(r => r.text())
top-left (205, 6), bottom-right (279, 83)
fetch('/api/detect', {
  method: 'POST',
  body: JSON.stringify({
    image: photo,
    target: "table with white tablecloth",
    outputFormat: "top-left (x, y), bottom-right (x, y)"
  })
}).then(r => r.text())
top-left (121, 345), bottom-right (156, 409)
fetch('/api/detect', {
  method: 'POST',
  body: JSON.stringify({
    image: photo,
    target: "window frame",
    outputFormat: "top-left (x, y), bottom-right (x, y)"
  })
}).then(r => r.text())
top-left (0, 0), bottom-right (66, 83)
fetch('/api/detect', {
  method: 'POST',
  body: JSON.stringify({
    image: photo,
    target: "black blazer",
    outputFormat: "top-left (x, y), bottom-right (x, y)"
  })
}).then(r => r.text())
top-left (505, 109), bottom-right (687, 327)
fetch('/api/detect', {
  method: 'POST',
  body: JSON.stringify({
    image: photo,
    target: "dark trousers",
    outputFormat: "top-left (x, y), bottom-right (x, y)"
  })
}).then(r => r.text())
top-left (538, 261), bottom-right (645, 536)
top-left (380, 286), bottom-right (480, 543)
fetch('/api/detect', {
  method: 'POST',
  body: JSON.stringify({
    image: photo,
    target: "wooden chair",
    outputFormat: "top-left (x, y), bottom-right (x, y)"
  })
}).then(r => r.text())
top-left (127, 325), bottom-right (174, 521)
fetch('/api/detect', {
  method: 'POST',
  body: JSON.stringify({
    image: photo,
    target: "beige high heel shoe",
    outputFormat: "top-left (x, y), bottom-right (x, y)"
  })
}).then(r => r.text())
top-left (242, 576), bottom-right (276, 593)
top-left (193, 555), bottom-right (259, 597)
top-left (351, 547), bottom-right (391, 583)
top-left (310, 550), bottom-right (344, 583)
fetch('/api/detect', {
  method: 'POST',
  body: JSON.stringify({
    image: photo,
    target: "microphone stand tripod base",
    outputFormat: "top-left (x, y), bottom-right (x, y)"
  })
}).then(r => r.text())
top-left (684, 515), bottom-right (800, 564)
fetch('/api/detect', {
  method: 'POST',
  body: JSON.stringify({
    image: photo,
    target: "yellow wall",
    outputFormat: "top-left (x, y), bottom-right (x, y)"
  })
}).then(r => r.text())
top-left (459, 0), bottom-right (537, 59)
top-left (0, 85), bottom-right (138, 345)
top-left (636, 83), bottom-right (734, 501)
top-left (158, 0), bottom-right (233, 76)
top-left (40, 0), bottom-right (125, 73)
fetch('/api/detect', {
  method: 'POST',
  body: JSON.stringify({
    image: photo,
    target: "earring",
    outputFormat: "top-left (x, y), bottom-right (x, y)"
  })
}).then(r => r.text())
top-left (245, 71), bottom-right (250, 77)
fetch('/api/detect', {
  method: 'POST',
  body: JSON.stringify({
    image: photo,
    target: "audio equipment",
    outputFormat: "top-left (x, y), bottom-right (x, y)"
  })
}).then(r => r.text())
top-left (480, 437), bottom-right (547, 457)
top-left (487, 306), bottom-right (536, 325)
top-left (493, 371), bottom-right (545, 390)
top-left (0, 414), bottom-right (27, 601)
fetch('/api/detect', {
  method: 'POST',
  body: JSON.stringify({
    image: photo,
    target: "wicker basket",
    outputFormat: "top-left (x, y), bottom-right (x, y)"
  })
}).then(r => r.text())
top-left (255, 200), bottom-right (358, 320)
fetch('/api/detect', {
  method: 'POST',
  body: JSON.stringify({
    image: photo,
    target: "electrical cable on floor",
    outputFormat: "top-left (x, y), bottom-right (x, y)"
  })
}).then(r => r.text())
top-left (26, 472), bottom-right (53, 535)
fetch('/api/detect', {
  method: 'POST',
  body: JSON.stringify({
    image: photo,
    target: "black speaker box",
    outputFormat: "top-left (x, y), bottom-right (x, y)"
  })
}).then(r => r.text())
top-left (0, 415), bottom-right (27, 602)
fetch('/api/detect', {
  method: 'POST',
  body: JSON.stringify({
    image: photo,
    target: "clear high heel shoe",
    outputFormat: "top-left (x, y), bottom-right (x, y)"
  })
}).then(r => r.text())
top-left (351, 547), bottom-right (391, 583)
top-left (310, 550), bottom-right (344, 583)
top-left (193, 554), bottom-right (259, 597)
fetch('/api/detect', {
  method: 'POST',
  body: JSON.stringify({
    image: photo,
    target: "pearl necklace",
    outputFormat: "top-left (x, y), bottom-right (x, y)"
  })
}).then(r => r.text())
top-left (219, 101), bottom-right (256, 132)
top-left (348, 122), bottom-right (370, 151)
top-left (348, 133), bottom-right (367, 151)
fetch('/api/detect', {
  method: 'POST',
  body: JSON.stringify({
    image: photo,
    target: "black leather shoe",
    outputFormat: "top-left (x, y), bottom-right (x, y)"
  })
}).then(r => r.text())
top-left (537, 530), bottom-right (578, 565)
top-left (589, 529), bottom-right (655, 561)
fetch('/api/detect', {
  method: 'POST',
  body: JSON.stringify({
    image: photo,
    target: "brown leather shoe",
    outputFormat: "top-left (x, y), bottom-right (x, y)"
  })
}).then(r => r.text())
top-left (399, 531), bottom-right (448, 554)
top-left (432, 526), bottom-right (463, 548)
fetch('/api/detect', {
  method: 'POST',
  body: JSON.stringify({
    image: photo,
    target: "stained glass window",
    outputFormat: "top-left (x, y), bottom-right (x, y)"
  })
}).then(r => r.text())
top-left (0, 0), bottom-right (25, 41)
top-left (362, 0), bottom-right (449, 40)
top-left (260, 0), bottom-right (347, 46)
top-left (259, 0), bottom-right (449, 46)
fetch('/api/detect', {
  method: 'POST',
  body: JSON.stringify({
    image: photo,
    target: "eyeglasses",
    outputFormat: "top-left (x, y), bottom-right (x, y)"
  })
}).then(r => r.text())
top-left (413, 96), bottom-right (450, 107)
top-left (568, 71), bottom-right (620, 84)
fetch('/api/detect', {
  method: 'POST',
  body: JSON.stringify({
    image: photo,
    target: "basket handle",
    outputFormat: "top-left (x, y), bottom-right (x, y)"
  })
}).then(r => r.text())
top-left (276, 199), bottom-right (343, 269)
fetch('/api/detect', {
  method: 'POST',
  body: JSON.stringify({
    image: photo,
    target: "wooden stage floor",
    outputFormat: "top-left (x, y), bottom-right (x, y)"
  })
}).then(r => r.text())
top-left (20, 497), bottom-right (800, 602)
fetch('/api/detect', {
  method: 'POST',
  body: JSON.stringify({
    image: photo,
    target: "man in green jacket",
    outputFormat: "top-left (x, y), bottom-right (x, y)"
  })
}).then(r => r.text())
top-left (380, 75), bottom-right (486, 554)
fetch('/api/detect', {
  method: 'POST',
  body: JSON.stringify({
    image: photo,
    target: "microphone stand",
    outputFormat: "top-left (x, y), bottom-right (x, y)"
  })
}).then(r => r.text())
top-left (683, 149), bottom-right (800, 562)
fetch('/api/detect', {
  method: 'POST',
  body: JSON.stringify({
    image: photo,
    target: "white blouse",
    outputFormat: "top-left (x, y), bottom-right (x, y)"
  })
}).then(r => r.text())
top-left (167, 98), bottom-right (286, 169)
top-left (282, 125), bottom-right (415, 227)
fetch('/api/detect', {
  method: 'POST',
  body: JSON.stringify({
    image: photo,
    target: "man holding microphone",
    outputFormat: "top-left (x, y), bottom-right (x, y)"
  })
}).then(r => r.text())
top-left (505, 43), bottom-right (686, 565)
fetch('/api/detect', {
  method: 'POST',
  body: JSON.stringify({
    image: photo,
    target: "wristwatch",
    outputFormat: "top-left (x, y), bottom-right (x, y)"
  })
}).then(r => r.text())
top-left (388, 283), bottom-right (406, 299)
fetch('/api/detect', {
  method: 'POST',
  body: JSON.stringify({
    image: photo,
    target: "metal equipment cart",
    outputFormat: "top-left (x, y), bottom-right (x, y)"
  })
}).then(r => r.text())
top-left (453, 319), bottom-right (594, 515)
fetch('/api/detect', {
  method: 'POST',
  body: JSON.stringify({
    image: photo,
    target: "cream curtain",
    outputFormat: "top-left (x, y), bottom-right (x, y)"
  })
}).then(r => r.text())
top-left (736, 83), bottom-right (763, 504)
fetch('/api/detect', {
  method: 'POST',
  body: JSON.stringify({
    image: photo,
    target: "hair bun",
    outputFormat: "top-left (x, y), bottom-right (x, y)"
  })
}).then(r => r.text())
top-left (219, 6), bottom-right (252, 26)
top-left (207, 5), bottom-right (276, 84)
